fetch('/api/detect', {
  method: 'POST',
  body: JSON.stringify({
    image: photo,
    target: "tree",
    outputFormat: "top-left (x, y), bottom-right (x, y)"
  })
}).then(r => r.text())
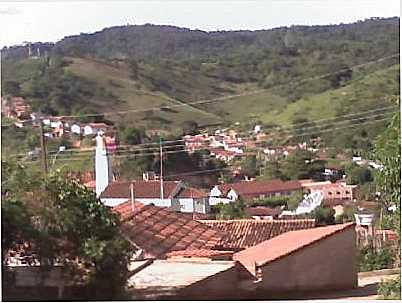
top-left (281, 149), bottom-right (323, 180)
top-left (258, 161), bottom-right (283, 180)
top-left (128, 59), bottom-right (139, 80)
top-left (311, 206), bottom-right (335, 226)
top-left (120, 126), bottom-right (146, 145)
top-left (2, 80), bottom-right (21, 96)
top-left (241, 155), bottom-right (258, 178)
top-left (346, 165), bottom-right (373, 185)
top-left (1, 161), bottom-right (133, 299)
top-left (214, 199), bottom-right (247, 220)
top-left (182, 121), bottom-right (199, 136)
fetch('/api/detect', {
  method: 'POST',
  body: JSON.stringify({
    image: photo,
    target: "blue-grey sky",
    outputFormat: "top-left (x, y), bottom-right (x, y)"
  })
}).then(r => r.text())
top-left (0, 0), bottom-right (400, 47)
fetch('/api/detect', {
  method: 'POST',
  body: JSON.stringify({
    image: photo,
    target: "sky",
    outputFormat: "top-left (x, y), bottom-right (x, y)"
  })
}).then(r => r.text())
top-left (0, 0), bottom-right (400, 47)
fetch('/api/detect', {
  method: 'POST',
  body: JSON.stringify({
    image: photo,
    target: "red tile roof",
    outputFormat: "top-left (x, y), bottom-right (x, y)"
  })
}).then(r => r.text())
top-left (198, 219), bottom-right (315, 251)
top-left (218, 179), bottom-right (302, 198)
top-left (233, 223), bottom-right (354, 273)
top-left (113, 201), bottom-right (225, 258)
top-left (245, 206), bottom-right (282, 217)
top-left (175, 187), bottom-right (207, 198)
top-left (100, 180), bottom-right (181, 199)
top-left (166, 249), bottom-right (234, 258)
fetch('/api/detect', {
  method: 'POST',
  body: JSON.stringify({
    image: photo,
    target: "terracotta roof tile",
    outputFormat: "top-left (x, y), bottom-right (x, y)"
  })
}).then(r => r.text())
top-left (175, 187), bottom-right (207, 198)
top-left (218, 179), bottom-right (302, 198)
top-left (100, 180), bottom-right (181, 199)
top-left (166, 249), bottom-right (234, 258)
top-left (198, 219), bottom-right (315, 251)
top-left (113, 201), bottom-right (225, 258)
top-left (245, 206), bottom-right (282, 217)
top-left (233, 223), bottom-right (355, 273)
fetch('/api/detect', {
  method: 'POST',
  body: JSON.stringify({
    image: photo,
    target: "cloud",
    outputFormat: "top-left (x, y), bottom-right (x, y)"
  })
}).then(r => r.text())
top-left (0, 7), bottom-right (23, 16)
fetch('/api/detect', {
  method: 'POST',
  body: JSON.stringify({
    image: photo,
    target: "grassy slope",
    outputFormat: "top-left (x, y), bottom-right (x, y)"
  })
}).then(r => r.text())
top-left (260, 64), bottom-right (400, 126)
top-left (66, 58), bottom-right (290, 125)
top-left (65, 57), bottom-right (222, 130)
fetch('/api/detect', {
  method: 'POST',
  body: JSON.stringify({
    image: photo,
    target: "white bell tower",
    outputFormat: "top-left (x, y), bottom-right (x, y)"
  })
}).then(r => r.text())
top-left (95, 131), bottom-right (112, 197)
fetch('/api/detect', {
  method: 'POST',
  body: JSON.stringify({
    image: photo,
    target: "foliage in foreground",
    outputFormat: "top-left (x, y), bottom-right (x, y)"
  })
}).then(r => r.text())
top-left (378, 275), bottom-right (401, 300)
top-left (358, 244), bottom-right (396, 272)
top-left (1, 160), bottom-right (133, 300)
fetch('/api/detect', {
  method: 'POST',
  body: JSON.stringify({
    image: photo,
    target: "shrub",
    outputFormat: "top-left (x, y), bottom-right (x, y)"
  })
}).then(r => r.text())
top-left (378, 276), bottom-right (401, 300)
top-left (311, 206), bottom-right (335, 226)
top-left (358, 243), bottom-right (396, 272)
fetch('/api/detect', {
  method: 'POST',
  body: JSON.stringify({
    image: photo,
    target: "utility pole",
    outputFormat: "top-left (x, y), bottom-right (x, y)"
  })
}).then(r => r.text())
top-left (159, 137), bottom-right (164, 200)
top-left (39, 120), bottom-right (48, 175)
top-left (130, 182), bottom-right (135, 215)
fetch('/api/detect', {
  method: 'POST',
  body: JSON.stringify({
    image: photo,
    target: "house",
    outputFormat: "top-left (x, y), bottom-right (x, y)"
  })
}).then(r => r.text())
top-left (209, 180), bottom-right (303, 204)
top-left (1, 97), bottom-right (31, 119)
top-left (70, 124), bottom-right (81, 135)
top-left (100, 180), bottom-right (209, 213)
top-left (198, 219), bottom-right (315, 251)
top-left (113, 201), bottom-right (224, 259)
top-left (301, 180), bottom-right (357, 201)
top-left (233, 223), bottom-right (357, 293)
top-left (83, 123), bottom-right (111, 136)
top-left (244, 207), bottom-right (283, 220)
top-left (184, 134), bottom-right (208, 153)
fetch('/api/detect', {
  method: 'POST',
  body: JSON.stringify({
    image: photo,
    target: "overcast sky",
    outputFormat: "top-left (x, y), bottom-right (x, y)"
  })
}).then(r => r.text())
top-left (0, 0), bottom-right (400, 48)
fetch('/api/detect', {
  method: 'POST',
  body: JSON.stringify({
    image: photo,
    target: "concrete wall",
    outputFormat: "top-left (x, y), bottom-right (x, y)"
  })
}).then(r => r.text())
top-left (259, 227), bottom-right (357, 292)
top-left (176, 263), bottom-right (241, 300)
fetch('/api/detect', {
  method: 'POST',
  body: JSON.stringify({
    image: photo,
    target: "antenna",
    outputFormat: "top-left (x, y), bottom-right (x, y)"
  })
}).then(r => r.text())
top-left (160, 137), bottom-right (164, 200)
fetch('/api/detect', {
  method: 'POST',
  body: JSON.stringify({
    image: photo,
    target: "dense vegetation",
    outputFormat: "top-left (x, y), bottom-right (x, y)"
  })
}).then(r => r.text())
top-left (1, 161), bottom-right (132, 300)
top-left (1, 18), bottom-right (399, 137)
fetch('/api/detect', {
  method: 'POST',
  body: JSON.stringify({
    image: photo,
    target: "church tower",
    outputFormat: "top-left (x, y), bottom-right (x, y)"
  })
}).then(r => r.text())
top-left (95, 131), bottom-right (112, 197)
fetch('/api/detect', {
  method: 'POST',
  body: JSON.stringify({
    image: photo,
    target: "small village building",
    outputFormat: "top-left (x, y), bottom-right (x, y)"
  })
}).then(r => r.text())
top-left (70, 124), bottom-right (81, 135)
top-left (209, 179), bottom-right (302, 204)
top-left (300, 179), bottom-right (357, 201)
top-left (244, 206), bottom-right (283, 220)
top-left (233, 223), bottom-right (357, 293)
top-left (100, 180), bottom-right (209, 212)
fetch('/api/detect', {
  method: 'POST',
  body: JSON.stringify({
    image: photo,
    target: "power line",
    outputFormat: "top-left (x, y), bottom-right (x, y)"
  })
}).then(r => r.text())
top-left (20, 116), bottom-right (393, 164)
top-left (5, 108), bottom-right (395, 161)
top-left (1, 53), bottom-right (398, 125)
top-left (165, 167), bottom-right (232, 178)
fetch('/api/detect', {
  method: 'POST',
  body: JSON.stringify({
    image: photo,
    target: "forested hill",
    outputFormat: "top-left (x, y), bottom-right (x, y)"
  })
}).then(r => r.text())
top-left (1, 17), bottom-right (400, 134)
top-left (54, 17), bottom-right (398, 62)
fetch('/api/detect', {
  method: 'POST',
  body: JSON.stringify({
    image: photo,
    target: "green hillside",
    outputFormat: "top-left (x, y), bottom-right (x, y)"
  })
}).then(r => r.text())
top-left (1, 17), bottom-right (399, 135)
top-left (261, 64), bottom-right (400, 126)
top-left (64, 57), bottom-right (222, 130)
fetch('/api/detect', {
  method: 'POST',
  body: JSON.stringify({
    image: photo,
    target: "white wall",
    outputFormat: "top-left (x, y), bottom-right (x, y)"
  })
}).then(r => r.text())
top-left (101, 198), bottom-right (127, 207)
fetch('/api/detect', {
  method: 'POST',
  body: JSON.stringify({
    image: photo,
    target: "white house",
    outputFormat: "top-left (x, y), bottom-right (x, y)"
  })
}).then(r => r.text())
top-left (209, 180), bottom-right (303, 204)
top-left (71, 124), bottom-right (81, 135)
top-left (99, 180), bottom-right (209, 213)
top-left (83, 125), bottom-right (94, 136)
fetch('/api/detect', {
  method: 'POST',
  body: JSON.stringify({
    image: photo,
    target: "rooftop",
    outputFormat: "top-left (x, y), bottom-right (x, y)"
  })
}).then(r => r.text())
top-left (233, 223), bottom-right (355, 272)
top-left (218, 179), bottom-right (302, 196)
top-left (113, 201), bottom-right (224, 258)
top-left (128, 259), bottom-right (236, 299)
top-left (198, 219), bottom-right (315, 251)
top-left (100, 180), bottom-right (181, 199)
top-left (245, 206), bottom-right (282, 217)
